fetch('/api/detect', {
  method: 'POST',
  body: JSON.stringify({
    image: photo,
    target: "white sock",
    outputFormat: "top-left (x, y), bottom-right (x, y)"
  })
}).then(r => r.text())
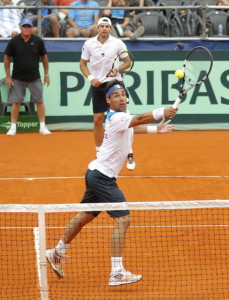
top-left (55, 239), bottom-right (69, 256)
top-left (111, 257), bottom-right (124, 273)
top-left (96, 146), bottom-right (100, 158)
top-left (11, 123), bottom-right (16, 130)
top-left (40, 122), bottom-right (45, 129)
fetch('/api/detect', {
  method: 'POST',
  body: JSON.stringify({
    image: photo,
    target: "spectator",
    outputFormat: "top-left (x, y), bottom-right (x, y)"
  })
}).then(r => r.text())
top-left (0, 0), bottom-right (21, 38)
top-left (127, 0), bottom-right (144, 16)
top-left (4, 18), bottom-right (51, 136)
top-left (66, 0), bottom-right (99, 37)
top-left (103, 0), bottom-right (145, 40)
top-left (127, 0), bottom-right (154, 23)
top-left (217, 0), bottom-right (229, 5)
top-left (27, 0), bottom-right (60, 37)
top-left (52, 0), bottom-right (75, 21)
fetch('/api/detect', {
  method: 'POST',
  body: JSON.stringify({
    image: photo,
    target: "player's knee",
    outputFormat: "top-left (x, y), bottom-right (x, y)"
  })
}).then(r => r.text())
top-left (117, 215), bottom-right (130, 229)
top-left (50, 15), bottom-right (58, 22)
top-left (13, 102), bottom-right (21, 107)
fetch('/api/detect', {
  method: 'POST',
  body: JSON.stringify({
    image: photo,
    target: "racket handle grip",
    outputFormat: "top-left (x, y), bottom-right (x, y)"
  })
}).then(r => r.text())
top-left (99, 76), bottom-right (107, 83)
top-left (173, 96), bottom-right (182, 109)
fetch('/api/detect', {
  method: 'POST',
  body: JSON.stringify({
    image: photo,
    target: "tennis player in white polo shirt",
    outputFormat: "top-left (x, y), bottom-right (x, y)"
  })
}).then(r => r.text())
top-left (46, 80), bottom-right (177, 286)
top-left (80, 16), bottom-right (137, 170)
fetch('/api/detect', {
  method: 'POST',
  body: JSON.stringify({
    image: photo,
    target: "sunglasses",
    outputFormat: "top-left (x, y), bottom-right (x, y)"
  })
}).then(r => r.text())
top-left (22, 24), bottom-right (32, 28)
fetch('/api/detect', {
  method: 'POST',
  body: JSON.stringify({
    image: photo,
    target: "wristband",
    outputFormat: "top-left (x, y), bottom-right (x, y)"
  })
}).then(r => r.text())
top-left (45, 74), bottom-right (49, 78)
top-left (147, 126), bottom-right (157, 133)
top-left (152, 107), bottom-right (164, 120)
top-left (87, 74), bottom-right (95, 82)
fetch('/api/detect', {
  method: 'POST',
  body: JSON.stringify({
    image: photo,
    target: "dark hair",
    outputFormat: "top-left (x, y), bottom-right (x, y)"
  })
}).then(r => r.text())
top-left (104, 80), bottom-right (129, 98)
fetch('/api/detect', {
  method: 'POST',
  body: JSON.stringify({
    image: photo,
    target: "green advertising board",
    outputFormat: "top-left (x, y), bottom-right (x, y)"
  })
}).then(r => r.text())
top-left (0, 51), bottom-right (228, 130)
top-left (0, 115), bottom-right (39, 133)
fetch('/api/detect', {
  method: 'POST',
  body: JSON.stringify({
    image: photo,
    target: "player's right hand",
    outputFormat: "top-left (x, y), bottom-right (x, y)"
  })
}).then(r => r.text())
top-left (164, 107), bottom-right (178, 118)
top-left (91, 78), bottom-right (103, 87)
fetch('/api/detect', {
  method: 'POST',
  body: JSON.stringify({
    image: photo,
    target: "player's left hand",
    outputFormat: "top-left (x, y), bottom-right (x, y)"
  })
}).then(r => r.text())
top-left (157, 118), bottom-right (175, 134)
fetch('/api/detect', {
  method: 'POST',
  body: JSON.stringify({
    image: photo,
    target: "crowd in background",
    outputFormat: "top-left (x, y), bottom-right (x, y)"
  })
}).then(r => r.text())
top-left (0, 0), bottom-right (228, 39)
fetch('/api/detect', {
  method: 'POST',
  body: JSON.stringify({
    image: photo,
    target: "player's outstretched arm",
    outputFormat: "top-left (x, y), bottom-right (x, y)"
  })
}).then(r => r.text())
top-left (134, 118), bottom-right (175, 134)
top-left (129, 106), bottom-right (177, 128)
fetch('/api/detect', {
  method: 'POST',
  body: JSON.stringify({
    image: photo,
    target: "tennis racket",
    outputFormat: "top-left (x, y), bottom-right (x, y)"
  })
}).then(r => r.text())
top-left (173, 46), bottom-right (213, 109)
top-left (99, 50), bottom-right (134, 82)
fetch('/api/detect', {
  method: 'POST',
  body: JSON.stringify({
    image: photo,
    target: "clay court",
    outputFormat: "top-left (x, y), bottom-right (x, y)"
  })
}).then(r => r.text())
top-left (1, 130), bottom-right (229, 299)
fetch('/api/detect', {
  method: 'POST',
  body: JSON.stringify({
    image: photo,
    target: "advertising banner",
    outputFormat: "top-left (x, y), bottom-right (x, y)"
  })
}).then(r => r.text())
top-left (0, 50), bottom-right (228, 130)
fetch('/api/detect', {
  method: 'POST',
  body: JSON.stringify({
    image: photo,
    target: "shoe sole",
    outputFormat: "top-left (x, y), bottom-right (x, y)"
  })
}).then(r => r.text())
top-left (46, 256), bottom-right (64, 279)
top-left (109, 275), bottom-right (142, 286)
top-left (135, 26), bottom-right (145, 38)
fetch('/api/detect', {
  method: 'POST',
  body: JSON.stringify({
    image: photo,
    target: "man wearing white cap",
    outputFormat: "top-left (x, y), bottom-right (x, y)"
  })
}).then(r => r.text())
top-left (80, 17), bottom-right (136, 170)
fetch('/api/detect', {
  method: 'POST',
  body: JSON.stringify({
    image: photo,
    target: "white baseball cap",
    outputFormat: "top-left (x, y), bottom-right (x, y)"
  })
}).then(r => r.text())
top-left (98, 17), bottom-right (112, 27)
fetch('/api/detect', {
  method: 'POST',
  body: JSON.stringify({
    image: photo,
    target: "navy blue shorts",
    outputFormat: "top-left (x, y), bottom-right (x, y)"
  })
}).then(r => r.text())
top-left (81, 169), bottom-right (130, 218)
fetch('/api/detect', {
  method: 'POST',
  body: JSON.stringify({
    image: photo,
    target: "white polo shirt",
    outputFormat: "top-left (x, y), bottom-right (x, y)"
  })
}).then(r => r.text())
top-left (81, 35), bottom-right (128, 82)
top-left (88, 110), bottom-right (134, 178)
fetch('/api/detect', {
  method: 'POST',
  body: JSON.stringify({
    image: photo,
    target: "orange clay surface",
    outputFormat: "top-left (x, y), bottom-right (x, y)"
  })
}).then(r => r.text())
top-left (0, 130), bottom-right (229, 300)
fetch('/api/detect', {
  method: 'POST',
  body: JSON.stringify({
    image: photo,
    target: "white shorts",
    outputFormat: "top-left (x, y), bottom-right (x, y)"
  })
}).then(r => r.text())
top-left (0, 27), bottom-right (20, 38)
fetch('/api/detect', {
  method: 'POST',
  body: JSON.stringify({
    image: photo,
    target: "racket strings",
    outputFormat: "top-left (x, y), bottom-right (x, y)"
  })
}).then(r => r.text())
top-left (184, 51), bottom-right (211, 88)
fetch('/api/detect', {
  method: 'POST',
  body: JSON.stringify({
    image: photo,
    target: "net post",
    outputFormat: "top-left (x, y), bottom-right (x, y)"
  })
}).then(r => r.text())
top-left (38, 206), bottom-right (49, 300)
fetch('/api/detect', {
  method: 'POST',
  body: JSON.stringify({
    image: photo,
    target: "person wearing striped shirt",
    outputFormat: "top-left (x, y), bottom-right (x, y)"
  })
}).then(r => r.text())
top-left (0, 0), bottom-right (21, 38)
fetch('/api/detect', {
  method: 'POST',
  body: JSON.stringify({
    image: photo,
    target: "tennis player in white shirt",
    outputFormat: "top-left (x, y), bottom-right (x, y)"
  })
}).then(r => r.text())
top-left (46, 80), bottom-right (177, 286)
top-left (80, 16), bottom-right (137, 170)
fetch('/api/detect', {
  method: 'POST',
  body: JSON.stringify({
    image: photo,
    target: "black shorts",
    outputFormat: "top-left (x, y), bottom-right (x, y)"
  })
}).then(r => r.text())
top-left (91, 82), bottom-right (110, 114)
top-left (81, 169), bottom-right (130, 218)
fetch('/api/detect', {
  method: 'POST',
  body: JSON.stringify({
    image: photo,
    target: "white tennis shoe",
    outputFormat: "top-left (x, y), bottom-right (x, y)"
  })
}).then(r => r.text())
top-left (126, 153), bottom-right (136, 170)
top-left (46, 248), bottom-right (65, 278)
top-left (130, 26), bottom-right (145, 41)
top-left (40, 127), bottom-right (51, 135)
top-left (109, 268), bottom-right (142, 286)
top-left (6, 127), bottom-right (16, 136)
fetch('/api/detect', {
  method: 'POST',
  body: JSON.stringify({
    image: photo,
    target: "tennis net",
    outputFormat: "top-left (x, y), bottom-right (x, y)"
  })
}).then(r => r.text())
top-left (0, 200), bottom-right (229, 300)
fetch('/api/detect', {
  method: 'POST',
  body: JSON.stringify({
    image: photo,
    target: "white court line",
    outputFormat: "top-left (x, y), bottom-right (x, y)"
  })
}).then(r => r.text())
top-left (33, 228), bottom-right (42, 290)
top-left (0, 175), bottom-right (229, 181)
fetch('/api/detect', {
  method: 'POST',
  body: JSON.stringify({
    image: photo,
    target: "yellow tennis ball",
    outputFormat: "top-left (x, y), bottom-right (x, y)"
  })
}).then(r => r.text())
top-left (175, 69), bottom-right (184, 79)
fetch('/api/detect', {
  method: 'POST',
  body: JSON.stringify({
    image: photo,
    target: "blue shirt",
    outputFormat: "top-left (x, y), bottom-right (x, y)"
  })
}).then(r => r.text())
top-left (111, 8), bottom-right (125, 19)
top-left (68, 0), bottom-right (99, 28)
